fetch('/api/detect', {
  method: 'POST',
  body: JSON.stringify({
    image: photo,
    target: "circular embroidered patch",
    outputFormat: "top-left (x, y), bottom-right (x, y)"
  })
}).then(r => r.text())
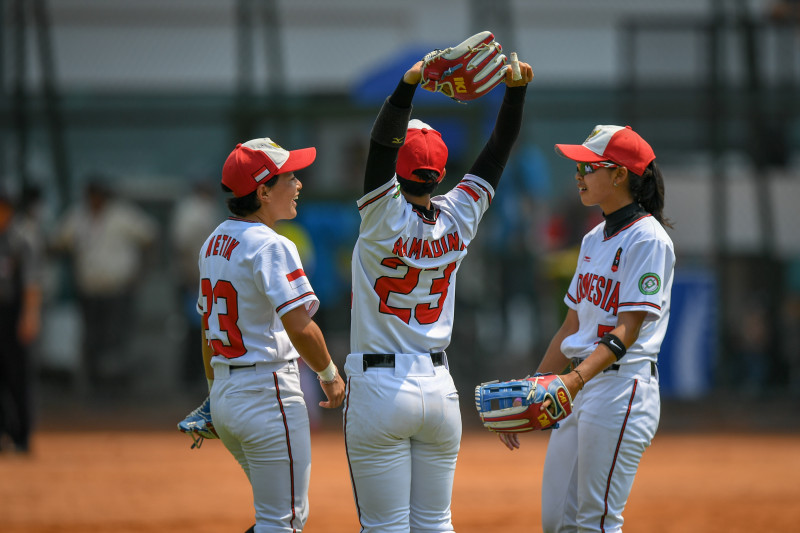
top-left (639, 273), bottom-right (661, 295)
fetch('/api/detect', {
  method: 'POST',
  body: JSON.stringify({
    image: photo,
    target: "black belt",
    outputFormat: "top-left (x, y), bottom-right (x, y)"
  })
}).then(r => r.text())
top-left (363, 352), bottom-right (445, 371)
top-left (229, 364), bottom-right (256, 372)
top-left (604, 361), bottom-right (657, 376)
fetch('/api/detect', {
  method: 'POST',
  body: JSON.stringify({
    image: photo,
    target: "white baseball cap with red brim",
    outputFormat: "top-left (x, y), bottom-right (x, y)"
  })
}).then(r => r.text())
top-left (555, 125), bottom-right (655, 176)
top-left (222, 137), bottom-right (316, 197)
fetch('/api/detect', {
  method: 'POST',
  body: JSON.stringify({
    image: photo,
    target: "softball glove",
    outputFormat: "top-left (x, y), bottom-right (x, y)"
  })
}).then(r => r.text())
top-left (420, 31), bottom-right (507, 102)
top-left (475, 373), bottom-right (573, 432)
top-left (177, 396), bottom-right (219, 449)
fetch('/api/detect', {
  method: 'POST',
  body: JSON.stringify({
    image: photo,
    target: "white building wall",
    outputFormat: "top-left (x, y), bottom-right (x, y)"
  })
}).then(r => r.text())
top-left (10, 0), bottom-right (776, 92)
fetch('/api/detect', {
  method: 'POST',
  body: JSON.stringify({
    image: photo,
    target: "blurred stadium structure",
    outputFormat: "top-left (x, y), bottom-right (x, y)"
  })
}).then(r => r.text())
top-left (1, 0), bottom-right (799, 413)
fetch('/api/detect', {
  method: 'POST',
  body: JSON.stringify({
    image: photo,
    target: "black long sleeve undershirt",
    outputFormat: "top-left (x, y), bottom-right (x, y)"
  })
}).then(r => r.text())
top-left (468, 85), bottom-right (527, 190)
top-left (363, 80), bottom-right (418, 195)
top-left (363, 79), bottom-right (527, 195)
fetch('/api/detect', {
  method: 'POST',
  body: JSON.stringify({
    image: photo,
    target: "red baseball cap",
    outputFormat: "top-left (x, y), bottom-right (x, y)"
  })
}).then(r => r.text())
top-left (396, 119), bottom-right (448, 183)
top-left (554, 125), bottom-right (655, 176)
top-left (222, 137), bottom-right (316, 197)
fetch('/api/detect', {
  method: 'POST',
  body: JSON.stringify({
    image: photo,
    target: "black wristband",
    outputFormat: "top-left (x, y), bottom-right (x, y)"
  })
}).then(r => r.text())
top-left (598, 333), bottom-right (627, 361)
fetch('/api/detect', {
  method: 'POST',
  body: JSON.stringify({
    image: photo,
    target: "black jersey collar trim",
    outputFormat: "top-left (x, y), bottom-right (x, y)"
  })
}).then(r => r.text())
top-left (603, 203), bottom-right (648, 239)
top-left (411, 202), bottom-right (438, 223)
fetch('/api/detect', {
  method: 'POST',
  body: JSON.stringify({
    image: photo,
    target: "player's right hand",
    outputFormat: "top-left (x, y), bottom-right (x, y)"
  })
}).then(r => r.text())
top-left (504, 60), bottom-right (533, 87)
top-left (319, 373), bottom-right (345, 409)
top-left (497, 432), bottom-right (521, 451)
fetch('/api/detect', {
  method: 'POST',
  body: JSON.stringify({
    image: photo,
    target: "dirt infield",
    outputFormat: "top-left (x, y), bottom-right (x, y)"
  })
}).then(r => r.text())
top-left (3, 427), bottom-right (799, 533)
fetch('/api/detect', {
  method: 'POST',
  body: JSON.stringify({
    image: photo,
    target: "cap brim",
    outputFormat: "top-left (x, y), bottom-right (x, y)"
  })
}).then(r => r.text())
top-left (279, 147), bottom-right (316, 174)
top-left (554, 144), bottom-right (606, 163)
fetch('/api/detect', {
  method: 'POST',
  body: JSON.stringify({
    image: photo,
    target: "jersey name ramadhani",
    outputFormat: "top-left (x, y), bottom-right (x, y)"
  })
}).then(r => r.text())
top-left (391, 230), bottom-right (465, 259)
top-left (574, 272), bottom-right (620, 315)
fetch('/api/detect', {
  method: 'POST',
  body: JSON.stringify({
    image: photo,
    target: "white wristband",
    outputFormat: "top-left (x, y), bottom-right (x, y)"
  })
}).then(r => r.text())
top-left (316, 360), bottom-right (337, 384)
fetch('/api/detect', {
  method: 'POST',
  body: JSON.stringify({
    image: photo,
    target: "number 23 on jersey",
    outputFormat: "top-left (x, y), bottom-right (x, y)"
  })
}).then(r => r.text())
top-left (201, 278), bottom-right (246, 358)
top-left (373, 257), bottom-right (456, 325)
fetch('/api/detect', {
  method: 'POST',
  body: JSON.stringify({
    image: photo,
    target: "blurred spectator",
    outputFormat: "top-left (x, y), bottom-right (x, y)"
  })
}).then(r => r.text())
top-left (18, 185), bottom-right (48, 254)
top-left (769, 0), bottom-right (800, 23)
top-left (783, 257), bottom-right (800, 397)
top-left (52, 177), bottom-right (157, 392)
top-left (0, 185), bottom-right (44, 454)
top-left (169, 180), bottom-right (222, 389)
top-left (482, 143), bottom-right (553, 359)
top-left (734, 296), bottom-right (770, 397)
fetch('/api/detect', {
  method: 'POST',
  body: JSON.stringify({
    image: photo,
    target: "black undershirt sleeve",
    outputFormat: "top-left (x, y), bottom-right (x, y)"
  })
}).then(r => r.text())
top-left (363, 79), bottom-right (418, 195)
top-left (467, 85), bottom-right (527, 190)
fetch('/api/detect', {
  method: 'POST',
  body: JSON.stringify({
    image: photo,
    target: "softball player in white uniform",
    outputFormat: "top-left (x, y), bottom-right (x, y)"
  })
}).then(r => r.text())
top-left (200, 138), bottom-right (345, 532)
top-left (499, 125), bottom-right (675, 532)
top-left (344, 60), bottom-right (533, 532)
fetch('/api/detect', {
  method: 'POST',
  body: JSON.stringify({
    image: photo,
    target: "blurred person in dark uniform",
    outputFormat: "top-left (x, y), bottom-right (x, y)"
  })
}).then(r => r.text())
top-left (52, 177), bottom-right (157, 391)
top-left (0, 186), bottom-right (43, 453)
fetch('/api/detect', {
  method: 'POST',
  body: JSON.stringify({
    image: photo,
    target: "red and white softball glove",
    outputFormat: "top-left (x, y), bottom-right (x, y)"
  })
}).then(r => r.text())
top-left (420, 31), bottom-right (507, 102)
top-left (474, 373), bottom-right (574, 432)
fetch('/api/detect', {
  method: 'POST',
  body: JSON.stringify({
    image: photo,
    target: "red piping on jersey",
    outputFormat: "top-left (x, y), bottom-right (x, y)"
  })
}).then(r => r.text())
top-left (456, 184), bottom-right (481, 201)
top-left (358, 182), bottom-right (396, 211)
top-left (619, 301), bottom-right (662, 311)
top-left (286, 268), bottom-right (306, 282)
top-left (567, 293), bottom-right (577, 305)
top-left (461, 179), bottom-right (493, 204)
top-left (343, 378), bottom-right (364, 528)
top-left (599, 379), bottom-right (638, 532)
top-left (274, 372), bottom-right (298, 533)
top-left (276, 291), bottom-right (315, 313)
top-left (603, 214), bottom-right (651, 241)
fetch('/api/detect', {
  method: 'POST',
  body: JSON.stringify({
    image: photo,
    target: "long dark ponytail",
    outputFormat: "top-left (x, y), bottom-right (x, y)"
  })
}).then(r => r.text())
top-left (628, 161), bottom-right (673, 229)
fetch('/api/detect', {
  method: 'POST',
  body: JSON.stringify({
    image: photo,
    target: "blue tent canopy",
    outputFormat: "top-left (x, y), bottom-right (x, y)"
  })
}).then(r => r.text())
top-left (349, 46), bottom-right (506, 163)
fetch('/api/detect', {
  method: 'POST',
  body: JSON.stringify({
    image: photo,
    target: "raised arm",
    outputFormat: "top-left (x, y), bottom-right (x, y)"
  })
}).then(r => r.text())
top-left (362, 62), bottom-right (422, 194)
top-left (468, 61), bottom-right (534, 190)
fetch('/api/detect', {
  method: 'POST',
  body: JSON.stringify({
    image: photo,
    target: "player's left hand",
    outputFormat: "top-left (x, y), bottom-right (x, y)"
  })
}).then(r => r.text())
top-left (403, 61), bottom-right (423, 85)
top-left (497, 431), bottom-right (521, 451)
top-left (319, 373), bottom-right (345, 409)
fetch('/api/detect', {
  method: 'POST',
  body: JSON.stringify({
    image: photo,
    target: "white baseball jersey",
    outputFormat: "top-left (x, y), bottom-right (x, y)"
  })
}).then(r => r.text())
top-left (561, 214), bottom-right (675, 364)
top-left (350, 175), bottom-right (493, 353)
top-left (197, 217), bottom-right (319, 365)
top-left (543, 212), bottom-right (673, 532)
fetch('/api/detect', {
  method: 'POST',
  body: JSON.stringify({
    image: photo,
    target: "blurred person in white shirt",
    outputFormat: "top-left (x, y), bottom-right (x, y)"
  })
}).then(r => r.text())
top-left (53, 177), bottom-right (157, 391)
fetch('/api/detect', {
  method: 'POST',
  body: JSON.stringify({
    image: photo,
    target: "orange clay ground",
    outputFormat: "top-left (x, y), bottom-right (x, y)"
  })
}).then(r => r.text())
top-left (3, 424), bottom-right (799, 532)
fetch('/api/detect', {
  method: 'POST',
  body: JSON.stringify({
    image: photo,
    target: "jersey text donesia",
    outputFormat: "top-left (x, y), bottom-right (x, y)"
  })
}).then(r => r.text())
top-left (561, 215), bottom-right (675, 364)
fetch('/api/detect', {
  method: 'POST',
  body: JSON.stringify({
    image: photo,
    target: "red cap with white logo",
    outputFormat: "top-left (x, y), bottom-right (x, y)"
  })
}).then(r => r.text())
top-left (396, 119), bottom-right (448, 183)
top-left (222, 138), bottom-right (316, 197)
